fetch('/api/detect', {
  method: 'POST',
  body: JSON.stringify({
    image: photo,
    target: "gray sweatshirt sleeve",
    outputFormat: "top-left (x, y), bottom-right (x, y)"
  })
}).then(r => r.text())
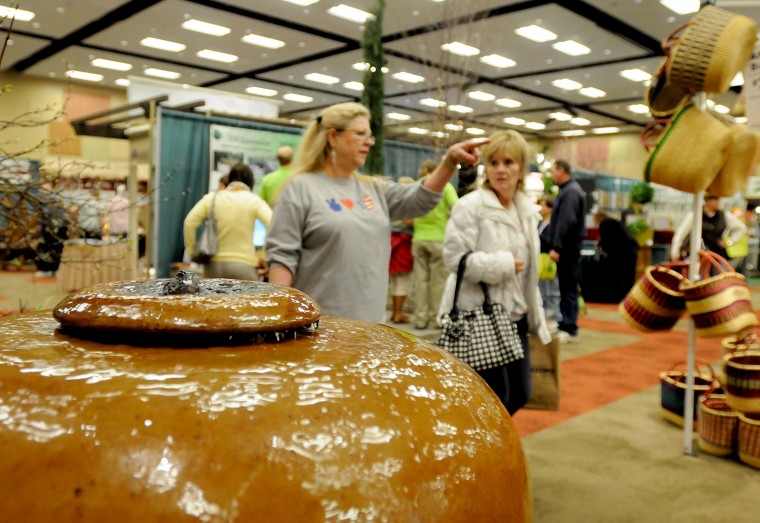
top-left (382, 180), bottom-right (442, 221)
top-left (265, 180), bottom-right (306, 275)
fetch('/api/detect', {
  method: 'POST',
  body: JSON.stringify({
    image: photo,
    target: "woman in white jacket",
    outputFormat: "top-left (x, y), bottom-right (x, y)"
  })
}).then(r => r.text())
top-left (439, 130), bottom-right (551, 414)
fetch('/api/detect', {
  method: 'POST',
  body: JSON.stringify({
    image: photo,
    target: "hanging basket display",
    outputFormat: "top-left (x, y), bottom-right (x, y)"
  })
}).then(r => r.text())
top-left (619, 264), bottom-right (687, 332)
top-left (707, 124), bottom-right (760, 197)
top-left (680, 251), bottom-right (758, 338)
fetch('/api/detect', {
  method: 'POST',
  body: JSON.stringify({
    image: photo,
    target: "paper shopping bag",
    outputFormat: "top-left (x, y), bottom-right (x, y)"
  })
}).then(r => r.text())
top-left (525, 334), bottom-right (560, 410)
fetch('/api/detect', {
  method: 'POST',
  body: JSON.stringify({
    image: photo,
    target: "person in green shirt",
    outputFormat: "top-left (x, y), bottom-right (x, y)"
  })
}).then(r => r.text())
top-left (259, 146), bottom-right (293, 207)
top-left (412, 160), bottom-right (459, 330)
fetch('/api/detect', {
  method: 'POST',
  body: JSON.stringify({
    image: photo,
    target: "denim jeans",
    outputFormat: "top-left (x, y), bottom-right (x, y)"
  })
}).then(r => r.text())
top-left (539, 277), bottom-right (561, 323)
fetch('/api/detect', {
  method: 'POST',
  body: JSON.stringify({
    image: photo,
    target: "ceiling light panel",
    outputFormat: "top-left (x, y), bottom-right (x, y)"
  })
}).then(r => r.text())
top-left (408, 127), bottom-right (430, 135)
top-left (66, 70), bottom-right (103, 82)
top-left (496, 98), bottom-right (522, 108)
top-left (627, 104), bottom-right (650, 115)
top-left (441, 41), bottom-right (480, 57)
top-left (659, 0), bottom-right (699, 15)
top-left (525, 122), bottom-right (546, 130)
top-left (447, 105), bottom-right (473, 114)
top-left (591, 127), bottom-right (620, 134)
top-left (140, 37), bottom-right (186, 53)
top-left (549, 112), bottom-right (573, 121)
top-left (91, 58), bottom-right (132, 71)
top-left (479, 54), bottom-right (516, 68)
top-left (0, 6), bottom-right (35, 22)
top-left (570, 117), bottom-right (591, 126)
top-left (144, 67), bottom-right (181, 80)
top-left (467, 128), bottom-right (487, 135)
top-left (420, 98), bottom-right (446, 108)
top-left (515, 25), bottom-right (557, 43)
top-left (387, 112), bottom-right (411, 121)
top-left (551, 78), bottom-right (582, 90)
top-left (197, 49), bottom-right (238, 63)
top-left (620, 68), bottom-right (652, 82)
top-left (246, 86), bottom-right (278, 97)
top-left (504, 117), bottom-right (525, 125)
top-left (280, 0), bottom-right (319, 5)
top-left (327, 4), bottom-right (374, 24)
top-left (181, 19), bottom-right (231, 36)
top-left (579, 87), bottom-right (606, 98)
top-left (305, 72), bottom-right (340, 84)
top-left (283, 93), bottom-right (313, 103)
top-left (468, 91), bottom-right (495, 101)
top-left (343, 81), bottom-right (364, 91)
top-left (552, 40), bottom-right (591, 56)
top-left (115, 78), bottom-right (130, 87)
top-left (392, 72), bottom-right (424, 83)
top-left (242, 34), bottom-right (286, 49)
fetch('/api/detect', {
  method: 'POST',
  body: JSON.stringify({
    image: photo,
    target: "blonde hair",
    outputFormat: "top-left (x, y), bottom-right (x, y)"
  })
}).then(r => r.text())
top-left (480, 130), bottom-right (529, 193)
top-left (418, 159), bottom-right (438, 179)
top-left (291, 102), bottom-right (371, 178)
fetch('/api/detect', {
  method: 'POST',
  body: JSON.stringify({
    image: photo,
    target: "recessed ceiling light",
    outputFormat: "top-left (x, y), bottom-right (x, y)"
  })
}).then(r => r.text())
top-left (659, 0), bottom-right (699, 15)
top-left (552, 40), bottom-right (591, 56)
top-left (431, 131), bottom-right (450, 138)
top-left (408, 127), bottom-right (430, 135)
top-left (144, 67), bottom-right (181, 80)
top-left (197, 49), bottom-right (238, 63)
top-left (441, 41), bottom-right (480, 57)
top-left (620, 68), bottom-right (652, 82)
top-left (115, 78), bottom-right (130, 87)
top-left (140, 37), bottom-right (186, 53)
top-left (713, 104), bottom-right (730, 114)
top-left (496, 98), bottom-right (522, 108)
top-left (504, 117), bottom-right (525, 125)
top-left (420, 98), bottom-right (446, 108)
top-left (551, 78), bottom-right (582, 90)
top-left (579, 87), bottom-right (606, 98)
top-left (280, 0), bottom-right (319, 5)
top-left (525, 122), bottom-right (546, 130)
top-left (571, 117), bottom-right (591, 126)
top-left (627, 103), bottom-right (650, 114)
top-left (387, 112), bottom-right (411, 121)
top-left (447, 105), bottom-right (473, 114)
top-left (343, 81), bottom-right (364, 91)
top-left (467, 128), bottom-right (487, 135)
top-left (181, 19), bottom-right (231, 36)
top-left (444, 123), bottom-right (464, 131)
top-left (515, 25), bottom-right (557, 43)
top-left (91, 58), bottom-right (132, 71)
top-left (392, 71), bottom-right (424, 83)
top-left (735, 116), bottom-right (748, 124)
top-left (283, 93), bottom-right (313, 103)
top-left (468, 91), bottom-right (495, 101)
top-left (591, 127), bottom-right (620, 134)
top-left (560, 130), bottom-right (586, 137)
top-left (550, 112), bottom-right (573, 121)
top-left (242, 34), bottom-right (285, 49)
top-left (305, 72), bottom-right (340, 85)
top-left (479, 54), bottom-right (515, 68)
top-left (352, 62), bottom-right (389, 73)
top-left (327, 4), bottom-right (374, 23)
top-left (246, 86), bottom-right (278, 97)
top-left (66, 70), bottom-right (103, 82)
top-left (0, 6), bottom-right (35, 22)
top-left (731, 72), bottom-right (744, 87)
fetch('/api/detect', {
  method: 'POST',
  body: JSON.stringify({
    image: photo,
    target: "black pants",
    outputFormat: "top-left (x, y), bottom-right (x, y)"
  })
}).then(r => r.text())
top-left (558, 250), bottom-right (580, 336)
top-left (476, 316), bottom-right (531, 415)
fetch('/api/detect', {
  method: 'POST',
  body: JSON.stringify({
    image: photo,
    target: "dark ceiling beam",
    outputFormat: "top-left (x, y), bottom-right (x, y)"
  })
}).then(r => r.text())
top-left (12, 0), bottom-right (164, 72)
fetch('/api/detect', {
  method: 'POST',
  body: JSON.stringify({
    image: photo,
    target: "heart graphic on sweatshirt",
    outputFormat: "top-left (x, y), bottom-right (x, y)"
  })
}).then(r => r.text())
top-left (340, 199), bottom-right (354, 210)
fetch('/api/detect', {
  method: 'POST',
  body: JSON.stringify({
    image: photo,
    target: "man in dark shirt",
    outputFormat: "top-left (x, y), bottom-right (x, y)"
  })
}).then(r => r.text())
top-left (548, 160), bottom-right (587, 344)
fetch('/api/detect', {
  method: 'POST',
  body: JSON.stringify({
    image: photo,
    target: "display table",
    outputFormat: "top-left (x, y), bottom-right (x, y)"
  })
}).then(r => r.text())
top-left (58, 239), bottom-right (136, 292)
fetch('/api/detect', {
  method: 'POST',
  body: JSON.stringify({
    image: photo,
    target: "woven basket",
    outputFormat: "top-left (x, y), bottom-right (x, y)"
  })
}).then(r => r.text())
top-left (738, 413), bottom-right (760, 469)
top-left (660, 361), bottom-right (719, 428)
top-left (645, 57), bottom-right (690, 118)
top-left (619, 264), bottom-right (686, 332)
top-left (708, 124), bottom-right (759, 197)
top-left (698, 392), bottom-right (739, 457)
top-left (680, 251), bottom-right (758, 338)
top-left (720, 326), bottom-right (759, 385)
top-left (642, 105), bottom-right (730, 194)
top-left (668, 5), bottom-right (757, 93)
top-left (724, 351), bottom-right (760, 414)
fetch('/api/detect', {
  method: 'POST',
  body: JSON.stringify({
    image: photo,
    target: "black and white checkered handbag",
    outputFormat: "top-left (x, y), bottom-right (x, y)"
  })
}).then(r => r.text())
top-left (436, 252), bottom-right (524, 371)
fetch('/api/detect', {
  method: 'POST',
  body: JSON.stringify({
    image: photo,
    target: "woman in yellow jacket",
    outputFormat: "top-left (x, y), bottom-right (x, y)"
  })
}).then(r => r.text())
top-left (184, 163), bottom-right (272, 280)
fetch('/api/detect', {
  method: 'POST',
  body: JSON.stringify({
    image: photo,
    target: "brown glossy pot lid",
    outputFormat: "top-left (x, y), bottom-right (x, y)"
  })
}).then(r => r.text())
top-left (53, 271), bottom-right (321, 343)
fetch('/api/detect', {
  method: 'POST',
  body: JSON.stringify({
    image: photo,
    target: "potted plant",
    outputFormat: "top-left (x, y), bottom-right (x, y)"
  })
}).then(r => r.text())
top-left (627, 182), bottom-right (655, 246)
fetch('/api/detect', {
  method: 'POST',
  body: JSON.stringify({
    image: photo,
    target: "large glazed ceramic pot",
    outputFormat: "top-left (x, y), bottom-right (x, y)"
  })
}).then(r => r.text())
top-left (0, 275), bottom-right (532, 522)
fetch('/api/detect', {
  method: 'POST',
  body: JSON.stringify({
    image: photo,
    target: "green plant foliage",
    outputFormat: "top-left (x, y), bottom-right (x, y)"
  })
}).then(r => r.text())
top-left (360, 0), bottom-right (385, 176)
top-left (626, 218), bottom-right (650, 234)
top-left (629, 182), bottom-right (654, 205)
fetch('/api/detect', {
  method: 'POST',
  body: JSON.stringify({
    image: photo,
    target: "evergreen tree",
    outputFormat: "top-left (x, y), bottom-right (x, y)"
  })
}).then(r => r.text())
top-left (360, 0), bottom-right (385, 176)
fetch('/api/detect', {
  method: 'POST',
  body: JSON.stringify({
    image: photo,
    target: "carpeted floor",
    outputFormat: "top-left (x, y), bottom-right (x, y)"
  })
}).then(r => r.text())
top-left (1, 270), bottom-right (759, 521)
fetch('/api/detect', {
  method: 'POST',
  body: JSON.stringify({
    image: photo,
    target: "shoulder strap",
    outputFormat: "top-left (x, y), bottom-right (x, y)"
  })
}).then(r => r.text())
top-left (208, 190), bottom-right (218, 219)
top-left (448, 251), bottom-right (471, 318)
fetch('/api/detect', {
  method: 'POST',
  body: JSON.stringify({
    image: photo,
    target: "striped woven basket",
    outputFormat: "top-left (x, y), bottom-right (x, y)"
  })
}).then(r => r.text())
top-left (738, 413), bottom-right (760, 470)
top-left (668, 5), bottom-right (757, 93)
top-left (660, 362), bottom-right (719, 428)
top-left (645, 57), bottom-right (690, 118)
top-left (681, 251), bottom-right (758, 338)
top-left (698, 392), bottom-right (739, 457)
top-left (724, 351), bottom-right (760, 414)
top-left (642, 105), bottom-right (730, 194)
top-left (708, 124), bottom-right (760, 197)
top-left (619, 265), bottom-right (686, 332)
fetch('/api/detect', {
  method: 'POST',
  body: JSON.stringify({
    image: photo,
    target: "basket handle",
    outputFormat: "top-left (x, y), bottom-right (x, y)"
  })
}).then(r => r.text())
top-left (668, 359), bottom-right (716, 382)
top-left (697, 249), bottom-right (735, 279)
top-left (640, 119), bottom-right (671, 152)
top-left (660, 20), bottom-right (693, 55)
top-left (657, 260), bottom-right (690, 278)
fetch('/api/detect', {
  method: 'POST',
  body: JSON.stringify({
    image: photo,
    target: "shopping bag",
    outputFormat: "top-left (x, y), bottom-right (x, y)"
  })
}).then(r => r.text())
top-left (524, 334), bottom-right (560, 410)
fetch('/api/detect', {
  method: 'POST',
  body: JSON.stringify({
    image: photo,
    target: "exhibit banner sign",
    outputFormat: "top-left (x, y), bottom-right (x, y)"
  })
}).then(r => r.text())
top-left (208, 125), bottom-right (301, 192)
